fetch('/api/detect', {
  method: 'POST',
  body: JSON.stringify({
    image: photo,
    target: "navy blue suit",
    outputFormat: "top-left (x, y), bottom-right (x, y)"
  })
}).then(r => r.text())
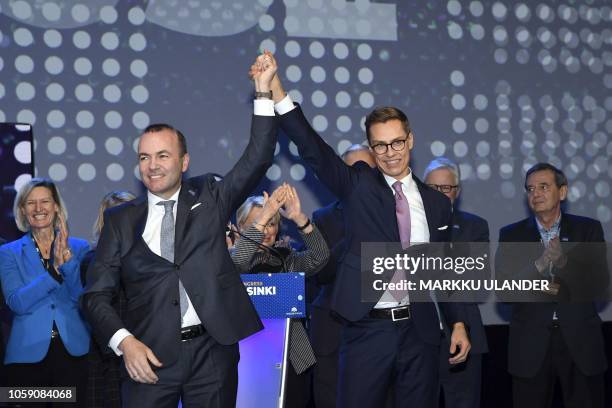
top-left (82, 114), bottom-right (277, 407)
top-left (497, 213), bottom-right (607, 408)
top-left (439, 210), bottom-right (489, 408)
top-left (279, 105), bottom-right (466, 408)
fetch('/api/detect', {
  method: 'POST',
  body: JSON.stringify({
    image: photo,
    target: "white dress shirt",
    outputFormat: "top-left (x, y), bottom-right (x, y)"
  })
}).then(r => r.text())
top-left (375, 171), bottom-right (430, 309)
top-left (273, 94), bottom-right (435, 311)
top-left (109, 188), bottom-right (202, 355)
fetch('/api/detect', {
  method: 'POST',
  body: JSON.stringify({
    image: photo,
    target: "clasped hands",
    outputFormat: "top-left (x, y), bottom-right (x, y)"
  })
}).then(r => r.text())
top-left (535, 237), bottom-right (567, 274)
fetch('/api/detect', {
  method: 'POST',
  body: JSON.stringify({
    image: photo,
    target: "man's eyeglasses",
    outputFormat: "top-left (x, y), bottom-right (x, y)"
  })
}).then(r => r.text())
top-left (370, 138), bottom-right (408, 155)
top-left (427, 184), bottom-right (458, 193)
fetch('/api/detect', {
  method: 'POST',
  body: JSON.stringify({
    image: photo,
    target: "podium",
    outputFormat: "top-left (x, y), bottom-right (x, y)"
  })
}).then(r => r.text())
top-left (236, 273), bottom-right (306, 408)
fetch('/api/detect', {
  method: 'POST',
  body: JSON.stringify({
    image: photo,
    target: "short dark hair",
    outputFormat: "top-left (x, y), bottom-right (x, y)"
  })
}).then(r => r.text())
top-left (143, 123), bottom-right (188, 156)
top-left (525, 163), bottom-right (568, 189)
top-left (364, 107), bottom-right (411, 143)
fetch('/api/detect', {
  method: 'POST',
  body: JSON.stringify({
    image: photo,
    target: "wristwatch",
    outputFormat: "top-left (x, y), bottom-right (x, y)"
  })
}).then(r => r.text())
top-left (255, 91), bottom-right (273, 99)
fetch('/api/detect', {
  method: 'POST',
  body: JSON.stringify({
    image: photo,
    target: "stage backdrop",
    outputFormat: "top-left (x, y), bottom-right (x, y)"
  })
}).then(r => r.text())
top-left (1, 0), bottom-right (610, 322)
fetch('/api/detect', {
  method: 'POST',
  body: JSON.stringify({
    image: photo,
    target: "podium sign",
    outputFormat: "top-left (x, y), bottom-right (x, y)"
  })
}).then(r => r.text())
top-left (240, 272), bottom-right (305, 318)
top-left (237, 272), bottom-right (306, 408)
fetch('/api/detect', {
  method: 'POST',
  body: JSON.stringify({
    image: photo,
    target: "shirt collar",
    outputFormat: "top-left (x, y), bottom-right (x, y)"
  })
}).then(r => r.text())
top-left (383, 167), bottom-right (414, 190)
top-left (535, 213), bottom-right (562, 238)
top-left (147, 187), bottom-right (181, 207)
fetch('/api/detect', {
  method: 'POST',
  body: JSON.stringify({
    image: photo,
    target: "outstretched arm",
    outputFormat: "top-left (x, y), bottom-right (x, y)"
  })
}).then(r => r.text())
top-left (256, 54), bottom-right (360, 200)
top-left (217, 52), bottom-right (279, 219)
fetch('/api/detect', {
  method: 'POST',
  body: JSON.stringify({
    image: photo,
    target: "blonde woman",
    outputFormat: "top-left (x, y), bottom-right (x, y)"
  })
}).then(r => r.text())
top-left (0, 178), bottom-right (90, 406)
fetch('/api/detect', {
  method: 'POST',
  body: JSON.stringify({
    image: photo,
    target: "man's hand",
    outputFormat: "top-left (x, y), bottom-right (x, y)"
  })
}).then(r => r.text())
top-left (119, 336), bottom-right (163, 384)
top-left (448, 322), bottom-right (471, 365)
top-left (252, 50), bottom-right (277, 93)
top-left (270, 72), bottom-right (286, 103)
top-left (546, 237), bottom-right (567, 268)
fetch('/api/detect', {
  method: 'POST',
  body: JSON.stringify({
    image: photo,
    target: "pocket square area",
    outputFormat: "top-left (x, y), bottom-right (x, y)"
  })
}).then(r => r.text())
top-left (191, 202), bottom-right (202, 210)
top-left (437, 225), bottom-right (449, 230)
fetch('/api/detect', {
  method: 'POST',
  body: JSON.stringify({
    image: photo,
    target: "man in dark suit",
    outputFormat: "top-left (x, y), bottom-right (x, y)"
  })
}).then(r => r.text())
top-left (255, 55), bottom-right (470, 408)
top-left (82, 58), bottom-right (279, 407)
top-left (424, 158), bottom-right (489, 408)
top-left (496, 162), bottom-right (607, 408)
top-left (310, 145), bottom-right (376, 408)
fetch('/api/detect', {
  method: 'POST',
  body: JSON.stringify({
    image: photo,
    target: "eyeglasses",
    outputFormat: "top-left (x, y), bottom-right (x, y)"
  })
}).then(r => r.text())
top-left (370, 138), bottom-right (408, 155)
top-left (525, 184), bottom-right (552, 194)
top-left (427, 184), bottom-right (458, 193)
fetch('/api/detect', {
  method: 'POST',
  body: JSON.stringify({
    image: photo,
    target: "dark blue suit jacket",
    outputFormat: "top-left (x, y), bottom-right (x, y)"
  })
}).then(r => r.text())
top-left (497, 213), bottom-right (607, 377)
top-left (450, 210), bottom-right (489, 354)
top-left (279, 106), bottom-right (465, 346)
top-left (81, 115), bottom-right (277, 366)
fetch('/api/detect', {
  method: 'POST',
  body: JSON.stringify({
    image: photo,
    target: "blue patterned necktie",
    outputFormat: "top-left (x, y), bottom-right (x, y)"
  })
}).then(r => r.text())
top-left (157, 200), bottom-right (188, 323)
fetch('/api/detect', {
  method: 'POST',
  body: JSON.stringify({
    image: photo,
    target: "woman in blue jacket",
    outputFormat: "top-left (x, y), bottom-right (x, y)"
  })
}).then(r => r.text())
top-left (0, 178), bottom-right (90, 406)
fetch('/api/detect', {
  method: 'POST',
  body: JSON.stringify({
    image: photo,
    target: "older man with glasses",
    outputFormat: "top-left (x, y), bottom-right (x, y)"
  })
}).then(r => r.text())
top-left (424, 157), bottom-right (489, 408)
top-left (496, 163), bottom-right (607, 408)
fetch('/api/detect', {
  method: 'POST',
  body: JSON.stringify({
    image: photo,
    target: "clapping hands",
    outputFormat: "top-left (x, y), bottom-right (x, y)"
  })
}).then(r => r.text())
top-left (53, 212), bottom-right (72, 269)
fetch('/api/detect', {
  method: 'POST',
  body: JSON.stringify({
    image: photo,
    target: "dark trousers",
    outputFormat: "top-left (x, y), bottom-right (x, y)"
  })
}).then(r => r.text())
top-left (312, 349), bottom-right (338, 408)
top-left (512, 327), bottom-right (604, 408)
top-left (285, 363), bottom-right (312, 408)
top-left (121, 331), bottom-right (239, 408)
top-left (336, 317), bottom-right (439, 408)
top-left (439, 348), bottom-right (482, 408)
top-left (5, 336), bottom-right (88, 407)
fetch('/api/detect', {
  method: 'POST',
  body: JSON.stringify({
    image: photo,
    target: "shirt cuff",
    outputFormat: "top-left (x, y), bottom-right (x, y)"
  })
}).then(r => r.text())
top-left (254, 99), bottom-right (275, 116)
top-left (108, 328), bottom-right (132, 356)
top-left (275, 94), bottom-right (296, 115)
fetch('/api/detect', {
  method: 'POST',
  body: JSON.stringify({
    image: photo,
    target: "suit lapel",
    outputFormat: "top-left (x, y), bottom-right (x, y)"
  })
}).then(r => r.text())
top-left (130, 195), bottom-right (148, 239)
top-left (414, 176), bottom-right (445, 240)
top-left (374, 169), bottom-right (400, 242)
top-left (558, 214), bottom-right (572, 242)
top-left (174, 182), bottom-right (199, 264)
top-left (525, 217), bottom-right (543, 242)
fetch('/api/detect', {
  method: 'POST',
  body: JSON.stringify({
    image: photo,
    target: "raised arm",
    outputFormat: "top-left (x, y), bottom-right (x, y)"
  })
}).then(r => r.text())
top-left (265, 54), bottom-right (360, 200)
top-left (231, 186), bottom-right (287, 272)
top-left (216, 52), bottom-right (279, 219)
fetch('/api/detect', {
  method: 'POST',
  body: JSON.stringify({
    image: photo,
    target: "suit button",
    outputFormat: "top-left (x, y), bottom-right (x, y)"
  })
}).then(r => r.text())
top-left (175, 265), bottom-right (180, 270)
top-left (50, 304), bottom-right (55, 309)
top-left (172, 299), bottom-right (179, 306)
